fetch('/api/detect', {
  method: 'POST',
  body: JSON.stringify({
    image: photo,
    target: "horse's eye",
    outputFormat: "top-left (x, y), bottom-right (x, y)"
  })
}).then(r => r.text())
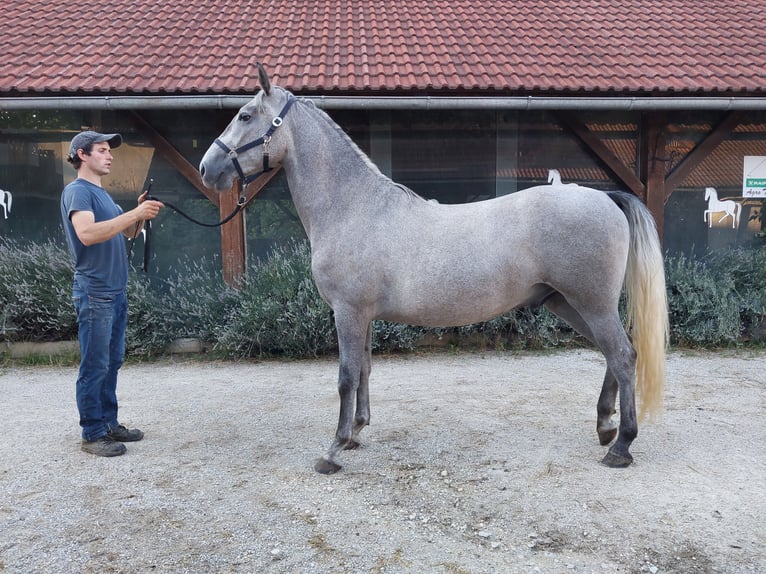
top-left (239, 113), bottom-right (251, 122)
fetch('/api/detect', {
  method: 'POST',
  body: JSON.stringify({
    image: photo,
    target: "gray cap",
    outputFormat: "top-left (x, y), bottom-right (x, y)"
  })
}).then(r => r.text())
top-left (68, 131), bottom-right (122, 160)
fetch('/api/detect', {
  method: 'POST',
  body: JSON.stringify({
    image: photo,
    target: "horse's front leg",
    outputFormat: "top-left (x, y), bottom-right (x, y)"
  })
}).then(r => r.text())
top-left (314, 313), bottom-right (370, 474)
top-left (345, 321), bottom-right (373, 450)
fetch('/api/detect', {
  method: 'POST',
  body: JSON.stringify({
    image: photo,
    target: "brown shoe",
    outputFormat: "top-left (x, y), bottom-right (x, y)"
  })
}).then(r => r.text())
top-left (81, 436), bottom-right (127, 457)
top-left (107, 424), bottom-right (144, 442)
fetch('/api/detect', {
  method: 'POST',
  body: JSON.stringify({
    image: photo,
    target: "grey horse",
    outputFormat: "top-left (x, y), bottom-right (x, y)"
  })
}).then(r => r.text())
top-left (200, 64), bottom-right (669, 474)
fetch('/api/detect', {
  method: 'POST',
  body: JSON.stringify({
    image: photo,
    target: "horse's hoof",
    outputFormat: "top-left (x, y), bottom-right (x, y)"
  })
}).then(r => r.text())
top-left (597, 427), bottom-right (618, 446)
top-left (601, 450), bottom-right (633, 468)
top-left (314, 457), bottom-right (342, 474)
top-left (343, 439), bottom-right (361, 451)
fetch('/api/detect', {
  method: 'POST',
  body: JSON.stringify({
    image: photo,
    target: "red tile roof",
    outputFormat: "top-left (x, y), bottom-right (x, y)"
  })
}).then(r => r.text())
top-left (1, 0), bottom-right (765, 97)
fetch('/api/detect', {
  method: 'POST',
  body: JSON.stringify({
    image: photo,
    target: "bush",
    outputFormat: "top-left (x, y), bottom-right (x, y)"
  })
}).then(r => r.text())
top-left (0, 238), bottom-right (76, 342)
top-left (665, 253), bottom-right (741, 345)
top-left (453, 306), bottom-right (580, 350)
top-left (126, 262), bottom-right (237, 357)
top-left (698, 248), bottom-right (766, 343)
top-left (215, 241), bottom-right (337, 358)
top-left (2, 236), bottom-right (765, 355)
top-left (664, 248), bottom-right (766, 346)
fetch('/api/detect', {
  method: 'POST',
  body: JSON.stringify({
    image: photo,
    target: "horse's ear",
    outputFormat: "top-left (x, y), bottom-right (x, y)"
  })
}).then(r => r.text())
top-left (257, 63), bottom-right (271, 96)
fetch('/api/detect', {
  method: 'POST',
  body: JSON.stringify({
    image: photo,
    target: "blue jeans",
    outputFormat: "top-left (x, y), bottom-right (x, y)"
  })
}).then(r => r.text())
top-left (72, 289), bottom-right (128, 441)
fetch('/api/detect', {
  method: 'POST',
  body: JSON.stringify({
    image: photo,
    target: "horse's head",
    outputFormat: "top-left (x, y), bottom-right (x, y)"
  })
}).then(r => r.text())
top-left (199, 64), bottom-right (295, 192)
top-left (704, 187), bottom-right (715, 201)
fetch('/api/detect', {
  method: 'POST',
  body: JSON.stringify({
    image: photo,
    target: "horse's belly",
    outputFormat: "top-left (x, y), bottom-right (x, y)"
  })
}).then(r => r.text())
top-left (375, 277), bottom-right (532, 328)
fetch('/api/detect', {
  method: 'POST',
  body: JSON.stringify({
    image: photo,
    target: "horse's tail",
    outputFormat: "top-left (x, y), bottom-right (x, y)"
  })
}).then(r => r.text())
top-left (608, 191), bottom-right (669, 420)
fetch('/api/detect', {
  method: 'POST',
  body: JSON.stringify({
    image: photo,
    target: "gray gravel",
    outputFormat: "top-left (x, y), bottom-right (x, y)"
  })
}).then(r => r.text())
top-left (1, 349), bottom-right (764, 573)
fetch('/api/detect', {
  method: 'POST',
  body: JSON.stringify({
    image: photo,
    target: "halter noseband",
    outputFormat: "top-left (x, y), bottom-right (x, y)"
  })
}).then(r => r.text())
top-left (213, 96), bottom-right (297, 192)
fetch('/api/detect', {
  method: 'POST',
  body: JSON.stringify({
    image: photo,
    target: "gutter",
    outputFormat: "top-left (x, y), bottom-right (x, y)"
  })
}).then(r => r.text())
top-left (2, 95), bottom-right (766, 111)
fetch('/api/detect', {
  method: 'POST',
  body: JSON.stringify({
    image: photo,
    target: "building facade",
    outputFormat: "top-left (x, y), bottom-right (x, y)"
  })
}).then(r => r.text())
top-left (2, 1), bottom-right (766, 282)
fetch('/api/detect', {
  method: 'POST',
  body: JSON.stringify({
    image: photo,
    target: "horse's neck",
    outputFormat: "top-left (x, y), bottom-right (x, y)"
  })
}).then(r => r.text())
top-left (283, 104), bottom-right (394, 236)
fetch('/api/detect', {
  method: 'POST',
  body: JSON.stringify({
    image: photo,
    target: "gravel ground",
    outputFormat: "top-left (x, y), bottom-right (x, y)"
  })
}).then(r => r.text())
top-left (0, 349), bottom-right (764, 574)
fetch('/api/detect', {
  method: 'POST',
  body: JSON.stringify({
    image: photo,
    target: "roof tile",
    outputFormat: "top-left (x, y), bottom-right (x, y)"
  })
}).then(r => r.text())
top-left (1, 0), bottom-right (765, 96)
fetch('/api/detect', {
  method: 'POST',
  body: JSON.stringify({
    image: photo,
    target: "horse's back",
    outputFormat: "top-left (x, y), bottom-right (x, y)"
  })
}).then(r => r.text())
top-left (418, 184), bottom-right (630, 268)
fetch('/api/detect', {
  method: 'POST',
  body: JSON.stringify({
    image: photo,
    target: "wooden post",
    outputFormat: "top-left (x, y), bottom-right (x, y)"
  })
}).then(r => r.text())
top-left (220, 181), bottom-right (246, 287)
top-left (642, 113), bottom-right (667, 243)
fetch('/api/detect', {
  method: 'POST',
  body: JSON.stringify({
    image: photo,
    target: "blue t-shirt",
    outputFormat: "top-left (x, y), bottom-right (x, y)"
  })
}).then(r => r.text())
top-left (60, 178), bottom-right (128, 295)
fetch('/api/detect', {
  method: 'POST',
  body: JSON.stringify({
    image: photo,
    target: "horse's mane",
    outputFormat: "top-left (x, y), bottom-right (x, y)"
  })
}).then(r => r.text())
top-left (295, 94), bottom-right (425, 202)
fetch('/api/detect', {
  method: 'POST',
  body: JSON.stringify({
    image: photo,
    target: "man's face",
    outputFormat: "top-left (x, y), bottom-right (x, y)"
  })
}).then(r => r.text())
top-left (78, 142), bottom-right (114, 176)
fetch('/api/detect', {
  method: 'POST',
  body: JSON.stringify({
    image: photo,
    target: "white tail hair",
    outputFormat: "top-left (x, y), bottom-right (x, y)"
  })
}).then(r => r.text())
top-left (610, 192), bottom-right (669, 420)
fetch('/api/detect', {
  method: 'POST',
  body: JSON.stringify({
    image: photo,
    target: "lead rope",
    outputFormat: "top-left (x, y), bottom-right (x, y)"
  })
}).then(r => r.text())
top-left (145, 193), bottom-right (245, 228)
top-left (128, 180), bottom-right (246, 273)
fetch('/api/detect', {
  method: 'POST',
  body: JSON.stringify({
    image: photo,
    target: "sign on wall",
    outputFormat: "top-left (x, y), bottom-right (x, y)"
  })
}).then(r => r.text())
top-left (743, 156), bottom-right (766, 198)
top-left (1, 189), bottom-right (11, 219)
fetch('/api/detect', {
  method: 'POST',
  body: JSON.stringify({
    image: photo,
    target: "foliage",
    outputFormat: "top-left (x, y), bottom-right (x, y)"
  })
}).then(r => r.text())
top-left (665, 253), bottom-right (741, 345)
top-left (0, 238), bottom-right (76, 342)
top-left (126, 261), bottom-right (237, 357)
top-left (702, 248), bottom-right (766, 343)
top-left (454, 306), bottom-right (579, 350)
top-left (665, 249), bottom-right (766, 346)
top-left (1, 236), bottom-right (765, 357)
top-left (215, 241), bottom-right (336, 358)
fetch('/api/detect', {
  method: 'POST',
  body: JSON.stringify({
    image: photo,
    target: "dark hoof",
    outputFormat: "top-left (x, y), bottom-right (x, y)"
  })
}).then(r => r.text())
top-left (597, 428), bottom-right (618, 446)
top-left (601, 450), bottom-right (633, 468)
top-left (314, 457), bottom-right (342, 474)
top-left (343, 439), bottom-right (361, 451)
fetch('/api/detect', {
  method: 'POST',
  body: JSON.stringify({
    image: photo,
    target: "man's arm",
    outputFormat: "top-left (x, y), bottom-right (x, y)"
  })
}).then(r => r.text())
top-left (71, 195), bottom-right (163, 246)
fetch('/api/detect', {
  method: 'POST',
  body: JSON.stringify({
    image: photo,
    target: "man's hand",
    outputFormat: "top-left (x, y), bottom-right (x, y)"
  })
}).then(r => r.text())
top-left (135, 191), bottom-right (163, 221)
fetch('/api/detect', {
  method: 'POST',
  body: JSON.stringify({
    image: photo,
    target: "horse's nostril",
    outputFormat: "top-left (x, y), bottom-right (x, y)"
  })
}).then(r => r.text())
top-left (200, 165), bottom-right (206, 177)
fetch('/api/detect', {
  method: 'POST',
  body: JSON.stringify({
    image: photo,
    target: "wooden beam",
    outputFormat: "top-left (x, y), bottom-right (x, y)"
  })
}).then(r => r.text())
top-left (555, 111), bottom-right (645, 197)
top-left (241, 167), bottom-right (283, 206)
top-left (219, 167), bottom-right (283, 286)
top-left (130, 111), bottom-right (219, 207)
top-left (220, 181), bottom-right (246, 287)
top-left (641, 112), bottom-right (667, 241)
top-left (664, 111), bottom-right (743, 200)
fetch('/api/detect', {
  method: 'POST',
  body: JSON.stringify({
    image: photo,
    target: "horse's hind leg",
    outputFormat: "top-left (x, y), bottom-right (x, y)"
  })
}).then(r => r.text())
top-left (544, 294), bottom-right (635, 466)
top-left (595, 372), bottom-right (619, 446)
top-left (586, 315), bottom-right (637, 467)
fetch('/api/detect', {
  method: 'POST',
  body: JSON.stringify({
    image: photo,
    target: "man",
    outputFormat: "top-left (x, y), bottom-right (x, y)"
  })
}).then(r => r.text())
top-left (60, 131), bottom-right (163, 457)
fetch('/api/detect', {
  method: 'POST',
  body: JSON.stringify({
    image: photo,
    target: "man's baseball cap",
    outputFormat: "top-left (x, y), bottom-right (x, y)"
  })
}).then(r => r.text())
top-left (68, 131), bottom-right (122, 160)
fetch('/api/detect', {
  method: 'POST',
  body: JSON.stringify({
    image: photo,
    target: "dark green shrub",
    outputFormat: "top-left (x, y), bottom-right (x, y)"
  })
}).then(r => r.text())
top-left (665, 252), bottom-right (742, 346)
top-left (0, 238), bottom-right (76, 342)
top-left (3, 236), bottom-right (765, 355)
top-left (453, 306), bottom-right (580, 350)
top-left (127, 259), bottom-right (237, 357)
top-left (215, 241), bottom-right (337, 358)
top-left (704, 248), bottom-right (766, 343)
top-left (372, 320), bottom-right (428, 352)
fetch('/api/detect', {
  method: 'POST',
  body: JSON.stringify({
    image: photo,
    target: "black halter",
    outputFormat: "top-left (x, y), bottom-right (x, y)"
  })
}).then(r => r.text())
top-left (213, 96), bottom-right (297, 187)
